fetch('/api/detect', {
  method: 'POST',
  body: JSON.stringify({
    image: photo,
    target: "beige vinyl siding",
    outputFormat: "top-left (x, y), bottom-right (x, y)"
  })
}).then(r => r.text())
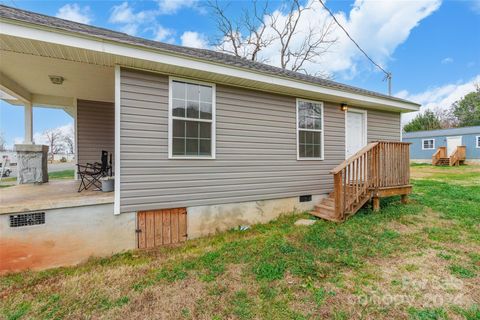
top-left (119, 68), bottom-right (346, 213)
top-left (367, 109), bottom-right (401, 141)
top-left (77, 99), bottom-right (115, 165)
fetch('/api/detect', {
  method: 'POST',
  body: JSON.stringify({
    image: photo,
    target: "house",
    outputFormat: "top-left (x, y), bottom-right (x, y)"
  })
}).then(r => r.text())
top-left (403, 126), bottom-right (480, 165)
top-left (0, 5), bottom-right (419, 273)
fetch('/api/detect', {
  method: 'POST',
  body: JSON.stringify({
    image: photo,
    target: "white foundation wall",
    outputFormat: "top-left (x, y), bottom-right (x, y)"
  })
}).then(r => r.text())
top-left (187, 194), bottom-right (325, 239)
top-left (0, 204), bottom-right (136, 273)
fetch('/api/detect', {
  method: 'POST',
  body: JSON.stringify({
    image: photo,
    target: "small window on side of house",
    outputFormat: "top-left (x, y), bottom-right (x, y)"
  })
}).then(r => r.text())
top-left (422, 139), bottom-right (434, 150)
top-left (476, 136), bottom-right (480, 148)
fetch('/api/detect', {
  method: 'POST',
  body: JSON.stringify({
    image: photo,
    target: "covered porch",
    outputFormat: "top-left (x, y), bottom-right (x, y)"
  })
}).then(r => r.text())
top-left (0, 44), bottom-right (116, 206)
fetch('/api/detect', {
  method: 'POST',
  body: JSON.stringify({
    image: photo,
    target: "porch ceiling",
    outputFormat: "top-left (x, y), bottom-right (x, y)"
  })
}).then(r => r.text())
top-left (0, 49), bottom-right (114, 104)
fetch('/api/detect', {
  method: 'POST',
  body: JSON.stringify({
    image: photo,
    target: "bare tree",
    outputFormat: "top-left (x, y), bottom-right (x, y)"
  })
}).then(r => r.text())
top-left (210, 0), bottom-right (274, 62)
top-left (435, 108), bottom-right (458, 129)
top-left (63, 127), bottom-right (75, 155)
top-left (44, 129), bottom-right (64, 162)
top-left (209, 0), bottom-right (337, 75)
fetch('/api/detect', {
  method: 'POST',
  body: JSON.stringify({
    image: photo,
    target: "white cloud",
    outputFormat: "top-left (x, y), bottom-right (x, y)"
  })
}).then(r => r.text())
top-left (56, 3), bottom-right (92, 24)
top-left (398, 74), bottom-right (480, 124)
top-left (109, 2), bottom-right (135, 24)
top-left (154, 26), bottom-right (175, 43)
top-left (441, 57), bottom-right (453, 64)
top-left (251, 0), bottom-right (441, 78)
top-left (109, 2), bottom-right (156, 36)
top-left (157, 0), bottom-right (200, 14)
top-left (181, 31), bottom-right (208, 49)
top-left (119, 23), bottom-right (139, 36)
top-left (470, 0), bottom-right (480, 14)
top-left (109, 0), bottom-right (202, 38)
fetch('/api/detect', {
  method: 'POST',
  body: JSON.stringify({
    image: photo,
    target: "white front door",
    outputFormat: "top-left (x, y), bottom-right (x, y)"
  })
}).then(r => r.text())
top-left (346, 109), bottom-right (367, 158)
top-left (447, 136), bottom-right (462, 156)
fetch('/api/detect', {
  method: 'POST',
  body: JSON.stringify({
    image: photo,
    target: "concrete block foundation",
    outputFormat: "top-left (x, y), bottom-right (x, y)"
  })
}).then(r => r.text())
top-left (187, 194), bottom-right (325, 239)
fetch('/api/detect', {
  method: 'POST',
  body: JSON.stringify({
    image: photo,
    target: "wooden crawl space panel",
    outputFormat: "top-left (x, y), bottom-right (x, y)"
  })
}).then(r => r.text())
top-left (137, 208), bottom-right (187, 249)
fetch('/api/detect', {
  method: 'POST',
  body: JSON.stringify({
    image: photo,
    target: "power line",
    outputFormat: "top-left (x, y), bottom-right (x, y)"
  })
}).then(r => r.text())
top-left (317, 0), bottom-right (392, 95)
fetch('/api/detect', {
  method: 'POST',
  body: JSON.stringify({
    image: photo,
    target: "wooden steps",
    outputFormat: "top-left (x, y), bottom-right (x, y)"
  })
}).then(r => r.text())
top-left (432, 146), bottom-right (466, 166)
top-left (309, 141), bottom-right (412, 222)
top-left (310, 192), bottom-right (340, 222)
top-left (436, 157), bottom-right (450, 166)
top-left (310, 190), bottom-right (373, 222)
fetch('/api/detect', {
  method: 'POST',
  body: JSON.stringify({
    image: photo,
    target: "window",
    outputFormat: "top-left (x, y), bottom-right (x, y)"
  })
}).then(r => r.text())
top-left (297, 99), bottom-right (324, 160)
top-left (476, 136), bottom-right (480, 148)
top-left (422, 139), bottom-right (435, 150)
top-left (169, 78), bottom-right (215, 158)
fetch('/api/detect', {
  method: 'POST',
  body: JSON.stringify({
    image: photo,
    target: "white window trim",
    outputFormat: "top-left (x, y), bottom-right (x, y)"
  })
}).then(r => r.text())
top-left (168, 76), bottom-right (216, 159)
top-left (476, 136), bottom-right (480, 148)
top-left (296, 98), bottom-right (324, 161)
top-left (344, 107), bottom-right (367, 159)
top-left (422, 138), bottom-right (435, 150)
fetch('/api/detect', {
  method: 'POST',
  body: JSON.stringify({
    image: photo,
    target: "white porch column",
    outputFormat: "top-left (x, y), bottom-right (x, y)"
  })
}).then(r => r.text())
top-left (24, 102), bottom-right (33, 144)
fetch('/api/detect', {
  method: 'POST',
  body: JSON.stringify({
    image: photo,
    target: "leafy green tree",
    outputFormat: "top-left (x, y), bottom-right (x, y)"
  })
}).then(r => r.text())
top-left (451, 85), bottom-right (480, 127)
top-left (403, 110), bottom-right (442, 132)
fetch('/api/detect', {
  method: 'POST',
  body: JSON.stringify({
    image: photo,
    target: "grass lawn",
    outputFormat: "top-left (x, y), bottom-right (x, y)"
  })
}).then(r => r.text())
top-left (1, 165), bottom-right (479, 319)
top-left (0, 169), bottom-right (74, 187)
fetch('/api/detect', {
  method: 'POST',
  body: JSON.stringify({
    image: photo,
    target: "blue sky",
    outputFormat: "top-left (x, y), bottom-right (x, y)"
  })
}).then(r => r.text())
top-left (1, 0), bottom-right (479, 147)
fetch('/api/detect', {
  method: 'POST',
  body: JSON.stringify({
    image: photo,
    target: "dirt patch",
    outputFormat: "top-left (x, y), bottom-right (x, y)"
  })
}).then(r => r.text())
top-left (410, 165), bottom-right (480, 179)
top-left (101, 264), bottom-right (254, 320)
top-left (386, 208), bottom-right (455, 235)
top-left (370, 249), bottom-right (477, 307)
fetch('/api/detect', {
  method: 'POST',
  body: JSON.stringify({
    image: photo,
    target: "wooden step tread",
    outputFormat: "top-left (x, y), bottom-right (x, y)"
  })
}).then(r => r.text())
top-left (310, 210), bottom-right (342, 222)
top-left (315, 203), bottom-right (335, 212)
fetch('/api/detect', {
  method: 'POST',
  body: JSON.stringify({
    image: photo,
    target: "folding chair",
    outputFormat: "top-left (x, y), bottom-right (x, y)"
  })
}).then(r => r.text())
top-left (76, 150), bottom-right (112, 192)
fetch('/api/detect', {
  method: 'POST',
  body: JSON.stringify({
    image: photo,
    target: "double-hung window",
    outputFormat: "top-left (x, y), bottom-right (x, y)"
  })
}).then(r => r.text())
top-left (297, 99), bottom-right (324, 160)
top-left (169, 78), bottom-right (215, 158)
top-left (476, 136), bottom-right (480, 148)
top-left (422, 139), bottom-right (434, 150)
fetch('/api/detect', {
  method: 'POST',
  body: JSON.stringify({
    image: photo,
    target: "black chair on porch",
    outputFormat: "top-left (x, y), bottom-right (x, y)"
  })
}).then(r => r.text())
top-left (76, 150), bottom-right (113, 192)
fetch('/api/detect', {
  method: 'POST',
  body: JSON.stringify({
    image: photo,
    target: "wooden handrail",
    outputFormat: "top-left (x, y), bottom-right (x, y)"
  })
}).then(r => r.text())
top-left (432, 146), bottom-right (446, 166)
top-left (449, 146), bottom-right (466, 166)
top-left (331, 141), bottom-right (410, 221)
top-left (330, 142), bottom-right (378, 174)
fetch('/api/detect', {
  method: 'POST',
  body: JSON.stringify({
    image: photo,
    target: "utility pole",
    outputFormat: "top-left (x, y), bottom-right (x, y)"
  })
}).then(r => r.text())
top-left (385, 72), bottom-right (392, 96)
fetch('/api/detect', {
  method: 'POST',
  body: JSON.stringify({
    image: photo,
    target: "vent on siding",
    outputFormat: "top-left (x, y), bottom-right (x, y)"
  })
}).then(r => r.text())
top-left (299, 195), bottom-right (312, 202)
top-left (9, 212), bottom-right (45, 228)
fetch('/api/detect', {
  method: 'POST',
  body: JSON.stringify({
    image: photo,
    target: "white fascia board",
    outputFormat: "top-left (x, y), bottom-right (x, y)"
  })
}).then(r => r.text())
top-left (0, 20), bottom-right (420, 112)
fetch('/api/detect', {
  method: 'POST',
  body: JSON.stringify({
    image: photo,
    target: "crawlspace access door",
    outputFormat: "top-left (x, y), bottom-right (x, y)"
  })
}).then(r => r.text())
top-left (137, 208), bottom-right (187, 249)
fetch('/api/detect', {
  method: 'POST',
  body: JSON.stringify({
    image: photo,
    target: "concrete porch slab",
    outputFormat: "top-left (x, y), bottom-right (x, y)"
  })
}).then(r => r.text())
top-left (0, 180), bottom-right (114, 214)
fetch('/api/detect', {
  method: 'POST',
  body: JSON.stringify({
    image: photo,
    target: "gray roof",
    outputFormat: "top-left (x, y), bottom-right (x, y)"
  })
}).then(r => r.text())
top-left (0, 4), bottom-right (419, 107)
top-left (403, 126), bottom-right (480, 138)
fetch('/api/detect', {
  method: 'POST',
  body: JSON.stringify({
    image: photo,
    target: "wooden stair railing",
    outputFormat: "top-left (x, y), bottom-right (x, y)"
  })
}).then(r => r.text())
top-left (432, 147), bottom-right (446, 166)
top-left (311, 141), bottom-right (411, 222)
top-left (449, 146), bottom-right (466, 166)
top-left (330, 142), bottom-right (378, 221)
